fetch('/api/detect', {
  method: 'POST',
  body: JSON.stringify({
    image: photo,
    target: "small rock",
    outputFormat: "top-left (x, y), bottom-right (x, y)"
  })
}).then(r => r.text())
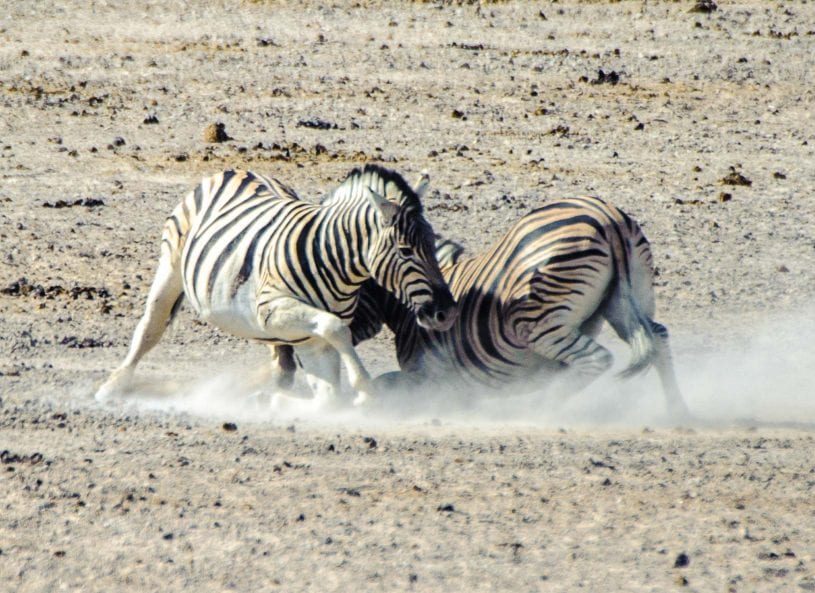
top-left (363, 436), bottom-right (378, 449)
top-left (203, 122), bottom-right (231, 143)
top-left (720, 167), bottom-right (752, 186)
top-left (437, 503), bottom-right (456, 512)
top-left (674, 552), bottom-right (690, 568)
top-left (222, 422), bottom-right (237, 432)
top-left (296, 118), bottom-right (336, 130)
top-left (590, 69), bottom-right (620, 85)
top-left (689, 0), bottom-right (717, 13)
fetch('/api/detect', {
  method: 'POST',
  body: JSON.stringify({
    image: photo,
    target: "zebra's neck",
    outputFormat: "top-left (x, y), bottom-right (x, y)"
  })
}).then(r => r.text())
top-left (318, 197), bottom-right (386, 286)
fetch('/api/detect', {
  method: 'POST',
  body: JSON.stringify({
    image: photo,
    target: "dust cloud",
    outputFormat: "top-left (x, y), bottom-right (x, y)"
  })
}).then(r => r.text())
top-left (111, 310), bottom-right (815, 431)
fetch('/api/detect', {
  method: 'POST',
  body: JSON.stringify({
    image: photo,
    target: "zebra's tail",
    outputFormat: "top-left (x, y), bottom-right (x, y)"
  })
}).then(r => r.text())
top-left (603, 283), bottom-right (658, 378)
top-left (618, 316), bottom-right (657, 378)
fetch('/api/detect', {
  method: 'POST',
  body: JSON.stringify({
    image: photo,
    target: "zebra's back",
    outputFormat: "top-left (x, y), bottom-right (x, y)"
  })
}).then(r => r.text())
top-left (403, 196), bottom-right (654, 389)
top-left (164, 170), bottom-right (313, 339)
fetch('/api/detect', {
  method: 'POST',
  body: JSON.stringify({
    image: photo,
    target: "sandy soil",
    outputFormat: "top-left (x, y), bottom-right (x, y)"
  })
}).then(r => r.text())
top-left (2, 1), bottom-right (815, 591)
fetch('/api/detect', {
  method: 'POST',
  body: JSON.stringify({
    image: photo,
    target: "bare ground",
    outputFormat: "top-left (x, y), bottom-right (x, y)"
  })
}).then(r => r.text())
top-left (1, 1), bottom-right (815, 591)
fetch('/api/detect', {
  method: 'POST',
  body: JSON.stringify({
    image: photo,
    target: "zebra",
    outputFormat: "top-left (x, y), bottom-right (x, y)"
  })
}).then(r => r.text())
top-left (330, 195), bottom-right (691, 418)
top-left (94, 164), bottom-right (457, 408)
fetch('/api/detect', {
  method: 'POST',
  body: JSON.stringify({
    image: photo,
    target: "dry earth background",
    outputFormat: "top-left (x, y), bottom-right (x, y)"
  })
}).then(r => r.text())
top-left (2, 1), bottom-right (815, 591)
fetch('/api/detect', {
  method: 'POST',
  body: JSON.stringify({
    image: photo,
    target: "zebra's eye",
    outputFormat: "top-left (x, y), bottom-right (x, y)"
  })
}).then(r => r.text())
top-left (398, 246), bottom-right (413, 258)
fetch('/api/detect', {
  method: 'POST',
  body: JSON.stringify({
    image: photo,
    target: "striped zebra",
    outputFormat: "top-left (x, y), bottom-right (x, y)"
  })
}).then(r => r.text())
top-left (337, 195), bottom-right (691, 418)
top-left (95, 164), bottom-right (457, 408)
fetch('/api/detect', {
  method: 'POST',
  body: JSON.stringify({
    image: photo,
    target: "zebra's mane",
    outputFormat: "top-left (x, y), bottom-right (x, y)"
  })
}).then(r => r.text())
top-left (322, 164), bottom-right (422, 213)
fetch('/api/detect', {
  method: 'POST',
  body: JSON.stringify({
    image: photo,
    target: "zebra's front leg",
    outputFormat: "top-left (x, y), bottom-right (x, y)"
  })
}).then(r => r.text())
top-left (96, 248), bottom-right (183, 401)
top-left (651, 321), bottom-right (693, 421)
top-left (259, 298), bottom-right (374, 407)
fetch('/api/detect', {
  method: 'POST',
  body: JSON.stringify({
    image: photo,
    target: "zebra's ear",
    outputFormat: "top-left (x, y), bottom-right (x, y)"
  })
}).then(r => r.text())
top-left (366, 187), bottom-right (399, 225)
top-left (413, 171), bottom-right (430, 198)
top-left (434, 236), bottom-right (465, 268)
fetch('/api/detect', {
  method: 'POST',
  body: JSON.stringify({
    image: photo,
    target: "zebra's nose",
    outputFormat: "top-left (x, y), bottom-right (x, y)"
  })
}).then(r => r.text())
top-left (416, 292), bottom-right (457, 331)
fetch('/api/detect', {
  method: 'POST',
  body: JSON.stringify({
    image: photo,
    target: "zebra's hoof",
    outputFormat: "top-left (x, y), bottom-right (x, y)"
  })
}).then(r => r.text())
top-left (352, 391), bottom-right (373, 407)
top-left (94, 383), bottom-right (118, 402)
top-left (246, 390), bottom-right (271, 409)
top-left (94, 369), bottom-right (132, 402)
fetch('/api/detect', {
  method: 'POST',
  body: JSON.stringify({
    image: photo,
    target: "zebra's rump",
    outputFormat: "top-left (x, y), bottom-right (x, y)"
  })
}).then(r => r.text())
top-left (171, 170), bottom-right (309, 336)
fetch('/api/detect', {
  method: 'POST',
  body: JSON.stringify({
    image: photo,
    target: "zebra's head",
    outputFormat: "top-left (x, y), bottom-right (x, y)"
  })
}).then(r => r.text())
top-left (360, 166), bottom-right (457, 332)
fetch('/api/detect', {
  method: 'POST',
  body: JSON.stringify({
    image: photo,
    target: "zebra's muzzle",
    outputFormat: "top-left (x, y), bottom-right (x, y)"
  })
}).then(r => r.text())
top-left (416, 291), bottom-right (458, 332)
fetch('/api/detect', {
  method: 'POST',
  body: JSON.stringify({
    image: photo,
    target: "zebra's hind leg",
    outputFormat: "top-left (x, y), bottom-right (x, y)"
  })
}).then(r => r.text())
top-left (246, 345), bottom-right (297, 392)
top-left (527, 325), bottom-right (613, 396)
top-left (270, 343), bottom-right (342, 413)
top-left (244, 345), bottom-right (297, 408)
top-left (95, 249), bottom-right (183, 401)
top-left (651, 321), bottom-right (693, 421)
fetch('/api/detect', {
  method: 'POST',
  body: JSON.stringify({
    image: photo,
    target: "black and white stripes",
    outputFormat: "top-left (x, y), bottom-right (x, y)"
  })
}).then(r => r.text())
top-left (96, 164), bottom-right (456, 407)
top-left (349, 196), bottom-right (691, 417)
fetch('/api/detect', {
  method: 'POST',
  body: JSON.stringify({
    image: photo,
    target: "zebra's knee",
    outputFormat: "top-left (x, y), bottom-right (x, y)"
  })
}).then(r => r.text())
top-left (570, 345), bottom-right (613, 377)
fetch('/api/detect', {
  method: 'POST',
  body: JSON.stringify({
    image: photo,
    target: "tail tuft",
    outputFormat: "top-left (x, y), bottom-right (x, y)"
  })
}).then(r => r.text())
top-left (617, 323), bottom-right (656, 378)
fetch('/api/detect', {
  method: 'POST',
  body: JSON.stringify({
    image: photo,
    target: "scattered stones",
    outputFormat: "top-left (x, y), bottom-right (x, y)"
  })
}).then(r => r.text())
top-left (1, 450), bottom-right (44, 465)
top-left (450, 42), bottom-right (485, 51)
top-left (1, 278), bottom-right (111, 301)
top-left (60, 336), bottom-right (111, 349)
top-left (545, 125), bottom-right (570, 137)
top-left (690, 0), bottom-right (717, 14)
top-left (582, 69), bottom-right (621, 85)
top-left (42, 197), bottom-right (105, 209)
top-left (674, 197), bottom-right (703, 206)
top-left (720, 167), bottom-right (752, 186)
top-left (203, 122), bottom-right (231, 143)
top-left (296, 118), bottom-right (337, 130)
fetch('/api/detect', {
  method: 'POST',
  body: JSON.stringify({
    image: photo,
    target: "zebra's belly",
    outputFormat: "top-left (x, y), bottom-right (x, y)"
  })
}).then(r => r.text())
top-left (417, 334), bottom-right (541, 392)
top-left (191, 279), bottom-right (269, 340)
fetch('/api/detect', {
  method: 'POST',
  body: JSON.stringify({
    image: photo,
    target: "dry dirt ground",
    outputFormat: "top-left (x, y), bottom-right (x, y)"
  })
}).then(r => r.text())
top-left (2, 1), bottom-right (815, 592)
